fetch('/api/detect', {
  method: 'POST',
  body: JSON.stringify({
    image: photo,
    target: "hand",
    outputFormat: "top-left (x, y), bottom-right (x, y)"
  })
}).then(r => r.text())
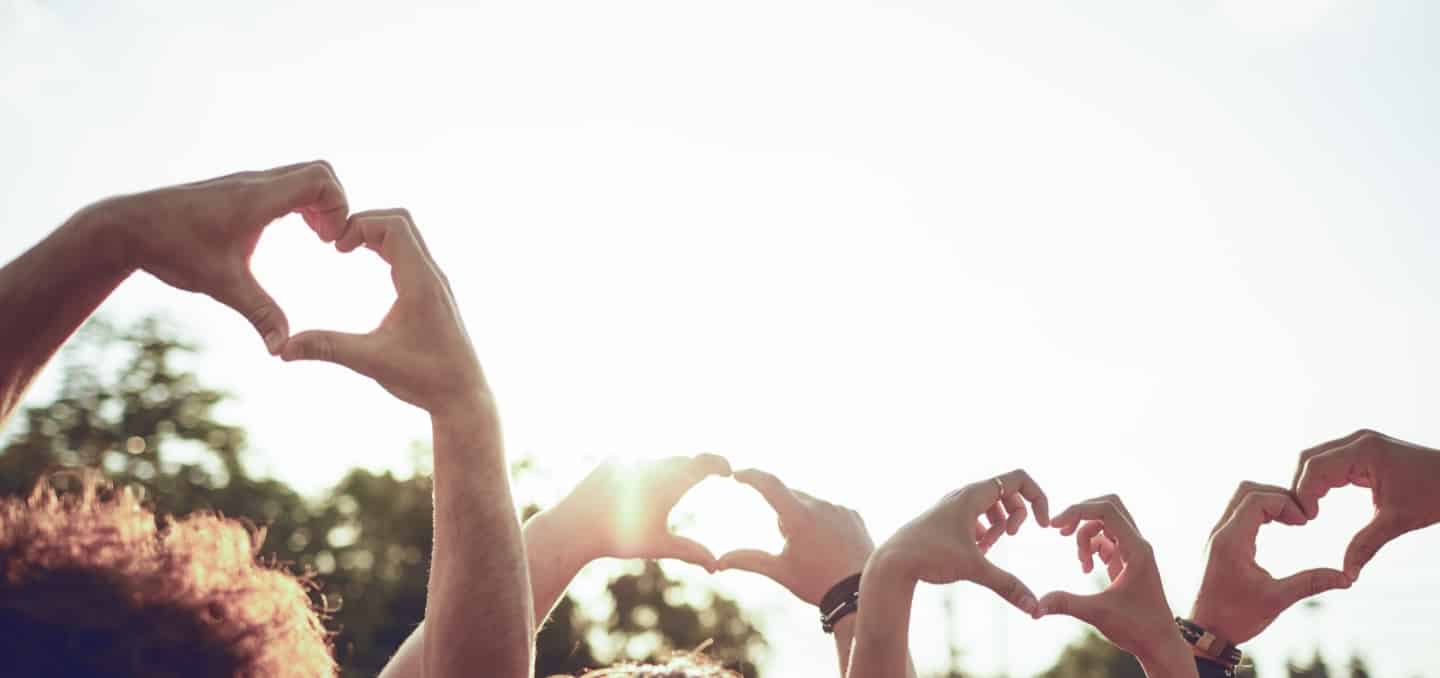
top-left (280, 209), bottom-right (485, 416)
top-left (1189, 482), bottom-right (1350, 644)
top-left (1038, 495), bottom-right (1180, 667)
top-left (116, 161), bottom-right (348, 354)
top-left (1291, 429), bottom-right (1440, 580)
top-left (867, 469), bottom-right (1050, 616)
top-left (544, 454), bottom-right (732, 570)
top-left (717, 468), bottom-right (876, 605)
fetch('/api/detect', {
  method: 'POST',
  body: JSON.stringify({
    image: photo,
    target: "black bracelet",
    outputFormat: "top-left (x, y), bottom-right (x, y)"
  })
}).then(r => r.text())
top-left (1175, 617), bottom-right (1242, 674)
top-left (819, 573), bottom-right (862, 634)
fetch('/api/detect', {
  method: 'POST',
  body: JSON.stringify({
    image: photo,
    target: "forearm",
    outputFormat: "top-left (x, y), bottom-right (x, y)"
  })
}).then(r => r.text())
top-left (1136, 639), bottom-right (1201, 678)
top-left (424, 407), bottom-right (534, 677)
top-left (846, 556), bottom-right (918, 678)
top-left (523, 507), bottom-right (595, 624)
top-left (0, 201), bottom-right (136, 423)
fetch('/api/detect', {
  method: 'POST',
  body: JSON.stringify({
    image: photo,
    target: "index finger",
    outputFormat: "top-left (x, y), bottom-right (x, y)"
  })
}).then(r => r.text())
top-left (1215, 490), bottom-right (1307, 548)
top-left (261, 161), bottom-right (349, 241)
top-left (344, 211), bottom-right (435, 292)
top-left (733, 468), bottom-right (808, 523)
top-left (1050, 500), bottom-right (1145, 560)
top-left (1294, 441), bottom-right (1373, 519)
top-left (972, 469), bottom-right (1050, 527)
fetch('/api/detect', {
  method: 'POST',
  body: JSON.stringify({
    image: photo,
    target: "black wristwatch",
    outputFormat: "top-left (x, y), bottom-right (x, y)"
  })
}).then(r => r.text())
top-left (819, 573), bottom-right (862, 634)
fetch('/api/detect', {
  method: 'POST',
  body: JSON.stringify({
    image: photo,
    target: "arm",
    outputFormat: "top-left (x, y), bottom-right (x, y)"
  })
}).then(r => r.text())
top-left (847, 469), bottom-right (1048, 678)
top-left (715, 468), bottom-right (883, 677)
top-left (380, 454), bottom-right (729, 677)
top-left (0, 162), bottom-right (347, 425)
top-left (1036, 495), bottom-right (1197, 678)
top-left (281, 210), bottom-right (531, 677)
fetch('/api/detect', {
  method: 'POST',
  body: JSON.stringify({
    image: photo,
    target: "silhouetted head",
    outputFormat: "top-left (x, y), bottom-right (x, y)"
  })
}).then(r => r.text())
top-left (0, 472), bottom-right (335, 677)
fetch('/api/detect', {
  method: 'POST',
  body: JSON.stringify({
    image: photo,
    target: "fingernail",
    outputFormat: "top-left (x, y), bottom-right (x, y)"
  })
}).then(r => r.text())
top-left (264, 331), bottom-right (282, 354)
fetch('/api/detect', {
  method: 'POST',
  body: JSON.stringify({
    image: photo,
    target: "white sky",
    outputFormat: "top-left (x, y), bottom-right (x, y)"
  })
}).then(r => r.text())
top-left (4, 1), bottom-right (1439, 676)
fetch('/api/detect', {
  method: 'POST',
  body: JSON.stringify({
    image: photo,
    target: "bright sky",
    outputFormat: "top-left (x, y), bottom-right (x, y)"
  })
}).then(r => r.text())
top-left (4, 1), bottom-right (1439, 676)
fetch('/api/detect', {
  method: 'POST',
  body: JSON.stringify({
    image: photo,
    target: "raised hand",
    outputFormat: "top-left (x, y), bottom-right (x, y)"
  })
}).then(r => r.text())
top-left (548, 454), bottom-right (733, 569)
top-left (1291, 429), bottom-right (1440, 580)
top-left (280, 209), bottom-right (485, 416)
top-left (1038, 495), bottom-right (1193, 677)
top-left (718, 468), bottom-right (875, 605)
top-left (1189, 482), bottom-right (1350, 645)
top-left (121, 161), bottom-right (349, 353)
top-left (867, 469), bottom-right (1050, 615)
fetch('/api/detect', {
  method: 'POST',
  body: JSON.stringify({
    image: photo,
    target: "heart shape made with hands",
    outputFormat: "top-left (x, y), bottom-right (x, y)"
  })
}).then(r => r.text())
top-left (250, 217), bottom-right (396, 338)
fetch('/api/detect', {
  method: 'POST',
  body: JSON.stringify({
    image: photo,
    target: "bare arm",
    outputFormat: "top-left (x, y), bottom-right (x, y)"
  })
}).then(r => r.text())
top-left (380, 455), bottom-right (729, 677)
top-left (281, 210), bottom-right (531, 676)
top-left (0, 206), bottom-right (131, 422)
top-left (0, 162), bottom-right (346, 426)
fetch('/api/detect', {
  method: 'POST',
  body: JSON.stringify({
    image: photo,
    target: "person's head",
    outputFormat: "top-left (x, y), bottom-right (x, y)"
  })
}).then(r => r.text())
top-left (0, 472), bottom-right (335, 677)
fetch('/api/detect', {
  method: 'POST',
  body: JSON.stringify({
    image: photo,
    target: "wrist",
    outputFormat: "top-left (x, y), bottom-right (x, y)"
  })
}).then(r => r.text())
top-left (1138, 634), bottom-right (1200, 678)
top-left (525, 506), bottom-right (600, 573)
top-left (68, 198), bottom-right (141, 275)
top-left (429, 390), bottom-right (500, 445)
top-left (864, 543), bottom-right (920, 587)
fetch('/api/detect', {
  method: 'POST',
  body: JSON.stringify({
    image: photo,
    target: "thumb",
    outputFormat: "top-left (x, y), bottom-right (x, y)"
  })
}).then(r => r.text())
top-left (281, 329), bottom-right (374, 375)
top-left (216, 271), bottom-right (289, 355)
top-left (651, 536), bottom-right (718, 572)
top-left (717, 548), bottom-right (787, 581)
top-left (1272, 568), bottom-right (1351, 612)
top-left (973, 561), bottom-right (1039, 618)
top-left (1344, 514), bottom-right (1400, 581)
top-left (1037, 590), bottom-right (1106, 625)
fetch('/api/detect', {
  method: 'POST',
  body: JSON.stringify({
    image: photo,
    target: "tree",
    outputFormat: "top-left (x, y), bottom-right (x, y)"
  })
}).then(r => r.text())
top-left (1287, 651), bottom-right (1331, 678)
top-left (1037, 631), bottom-right (1145, 678)
top-left (0, 316), bottom-right (765, 677)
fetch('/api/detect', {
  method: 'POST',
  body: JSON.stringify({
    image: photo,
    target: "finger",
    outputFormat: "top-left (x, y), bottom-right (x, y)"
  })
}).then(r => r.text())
top-left (972, 560), bottom-right (1039, 617)
top-left (1216, 491), bottom-right (1309, 548)
top-left (1051, 501), bottom-right (1144, 559)
top-left (1344, 513), bottom-right (1401, 580)
top-left (1294, 440), bottom-right (1373, 519)
top-left (280, 329), bottom-right (377, 376)
top-left (1001, 491), bottom-right (1028, 535)
top-left (974, 520), bottom-right (998, 553)
top-left (1272, 567), bottom-right (1351, 611)
top-left (733, 469), bottom-right (807, 523)
top-left (1093, 535), bottom-right (1123, 581)
top-left (984, 501), bottom-right (1007, 543)
top-left (211, 268), bottom-right (290, 355)
top-left (717, 548), bottom-right (786, 581)
top-left (994, 469), bottom-right (1051, 527)
top-left (689, 453), bottom-right (732, 479)
top-left (1290, 429), bottom-right (1376, 493)
top-left (653, 535), bottom-right (719, 572)
top-left (1036, 590), bottom-right (1105, 625)
top-left (345, 211), bottom-right (435, 291)
top-left (263, 161), bottom-right (349, 242)
top-left (1075, 520), bottom-right (1104, 574)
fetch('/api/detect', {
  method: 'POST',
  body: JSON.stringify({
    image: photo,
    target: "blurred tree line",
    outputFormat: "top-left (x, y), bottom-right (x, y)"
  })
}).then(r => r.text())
top-left (0, 317), bottom-right (1393, 678)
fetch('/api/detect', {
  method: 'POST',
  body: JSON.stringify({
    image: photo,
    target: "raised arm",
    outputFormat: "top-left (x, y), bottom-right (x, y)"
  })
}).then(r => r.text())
top-left (280, 210), bottom-right (531, 677)
top-left (0, 161), bottom-right (347, 424)
top-left (716, 468), bottom-right (889, 678)
top-left (380, 454), bottom-right (731, 676)
top-left (849, 469), bottom-right (1049, 678)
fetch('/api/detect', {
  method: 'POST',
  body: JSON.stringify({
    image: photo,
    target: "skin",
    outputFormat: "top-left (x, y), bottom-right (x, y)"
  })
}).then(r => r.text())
top-left (382, 453), bottom-right (732, 676)
top-left (280, 209), bottom-right (534, 677)
top-left (848, 469), bottom-right (1050, 678)
top-left (716, 468), bottom-right (908, 678)
top-left (1290, 429), bottom-right (1440, 580)
top-left (1188, 482), bottom-right (1351, 645)
top-left (0, 161), bottom-right (347, 424)
top-left (1037, 495), bottom-right (1197, 678)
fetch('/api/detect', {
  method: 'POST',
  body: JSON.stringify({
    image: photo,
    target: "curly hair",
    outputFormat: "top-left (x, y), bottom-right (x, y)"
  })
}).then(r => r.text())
top-left (0, 472), bottom-right (336, 677)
